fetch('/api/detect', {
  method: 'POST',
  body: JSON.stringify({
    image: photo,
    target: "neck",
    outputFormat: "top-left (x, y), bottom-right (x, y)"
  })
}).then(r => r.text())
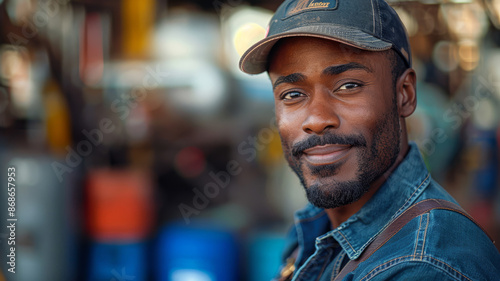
top-left (325, 137), bottom-right (410, 229)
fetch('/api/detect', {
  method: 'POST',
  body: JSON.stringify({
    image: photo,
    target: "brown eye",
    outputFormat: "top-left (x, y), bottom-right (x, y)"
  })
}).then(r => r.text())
top-left (282, 91), bottom-right (305, 100)
top-left (339, 83), bottom-right (361, 90)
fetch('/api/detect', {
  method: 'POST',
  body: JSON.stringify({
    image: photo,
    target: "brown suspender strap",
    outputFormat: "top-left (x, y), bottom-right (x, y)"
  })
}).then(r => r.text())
top-left (333, 199), bottom-right (494, 281)
top-left (277, 248), bottom-right (299, 281)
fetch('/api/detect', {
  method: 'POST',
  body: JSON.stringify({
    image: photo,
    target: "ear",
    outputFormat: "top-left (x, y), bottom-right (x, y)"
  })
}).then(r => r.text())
top-left (396, 68), bottom-right (417, 118)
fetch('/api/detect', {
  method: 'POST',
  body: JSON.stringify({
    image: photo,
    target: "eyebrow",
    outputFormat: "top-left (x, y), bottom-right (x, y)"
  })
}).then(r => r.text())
top-left (272, 62), bottom-right (372, 90)
top-left (322, 62), bottom-right (372, 76)
top-left (273, 73), bottom-right (306, 90)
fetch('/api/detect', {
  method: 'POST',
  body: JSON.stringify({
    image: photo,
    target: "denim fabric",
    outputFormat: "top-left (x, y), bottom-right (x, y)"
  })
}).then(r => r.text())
top-left (279, 142), bottom-right (500, 281)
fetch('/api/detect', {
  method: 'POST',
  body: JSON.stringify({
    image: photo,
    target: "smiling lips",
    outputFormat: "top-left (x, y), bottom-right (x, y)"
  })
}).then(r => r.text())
top-left (303, 144), bottom-right (352, 165)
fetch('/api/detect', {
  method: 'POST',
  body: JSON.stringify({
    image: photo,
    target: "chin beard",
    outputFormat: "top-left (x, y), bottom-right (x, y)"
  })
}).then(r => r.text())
top-left (305, 176), bottom-right (371, 209)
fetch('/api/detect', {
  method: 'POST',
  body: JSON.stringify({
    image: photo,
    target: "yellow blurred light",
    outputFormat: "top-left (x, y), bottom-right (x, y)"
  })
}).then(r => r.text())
top-left (122, 0), bottom-right (155, 58)
top-left (1, 49), bottom-right (23, 80)
top-left (233, 23), bottom-right (266, 57)
top-left (458, 40), bottom-right (480, 71)
top-left (44, 79), bottom-right (72, 154)
top-left (440, 2), bottom-right (488, 41)
top-left (432, 41), bottom-right (459, 72)
top-left (222, 6), bottom-right (272, 76)
top-left (0, 47), bottom-right (33, 116)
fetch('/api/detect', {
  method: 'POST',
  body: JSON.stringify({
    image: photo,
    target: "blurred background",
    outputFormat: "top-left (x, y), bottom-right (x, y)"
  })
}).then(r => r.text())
top-left (0, 0), bottom-right (499, 280)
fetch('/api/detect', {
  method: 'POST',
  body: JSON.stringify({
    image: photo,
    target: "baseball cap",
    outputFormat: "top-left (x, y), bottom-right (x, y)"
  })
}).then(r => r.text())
top-left (239, 0), bottom-right (411, 74)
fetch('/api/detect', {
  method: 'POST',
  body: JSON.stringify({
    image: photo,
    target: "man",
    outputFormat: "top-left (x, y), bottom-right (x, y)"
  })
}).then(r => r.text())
top-left (239, 0), bottom-right (500, 280)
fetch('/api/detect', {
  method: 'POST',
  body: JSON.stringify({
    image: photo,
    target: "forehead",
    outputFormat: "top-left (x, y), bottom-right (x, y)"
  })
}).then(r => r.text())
top-left (268, 37), bottom-right (390, 76)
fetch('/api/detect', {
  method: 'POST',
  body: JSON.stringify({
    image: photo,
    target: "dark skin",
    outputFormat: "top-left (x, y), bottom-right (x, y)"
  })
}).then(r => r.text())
top-left (268, 37), bottom-right (417, 228)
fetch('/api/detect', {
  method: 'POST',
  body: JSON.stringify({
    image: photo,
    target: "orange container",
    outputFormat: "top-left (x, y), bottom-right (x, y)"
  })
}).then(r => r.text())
top-left (86, 169), bottom-right (154, 240)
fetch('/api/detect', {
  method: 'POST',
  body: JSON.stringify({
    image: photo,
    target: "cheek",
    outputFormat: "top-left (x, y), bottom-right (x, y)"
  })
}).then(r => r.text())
top-left (276, 116), bottom-right (294, 147)
top-left (339, 94), bottom-right (393, 138)
top-left (275, 105), bottom-right (301, 140)
top-left (340, 102), bottom-right (378, 130)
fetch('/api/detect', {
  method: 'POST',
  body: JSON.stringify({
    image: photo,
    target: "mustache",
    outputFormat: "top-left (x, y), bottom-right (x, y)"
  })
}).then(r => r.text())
top-left (291, 133), bottom-right (367, 158)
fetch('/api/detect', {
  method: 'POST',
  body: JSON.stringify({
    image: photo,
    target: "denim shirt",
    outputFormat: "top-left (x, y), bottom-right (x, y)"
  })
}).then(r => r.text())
top-left (280, 143), bottom-right (500, 281)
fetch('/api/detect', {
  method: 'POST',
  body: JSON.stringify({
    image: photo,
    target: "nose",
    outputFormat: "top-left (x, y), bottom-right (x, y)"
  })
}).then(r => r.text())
top-left (301, 94), bottom-right (340, 134)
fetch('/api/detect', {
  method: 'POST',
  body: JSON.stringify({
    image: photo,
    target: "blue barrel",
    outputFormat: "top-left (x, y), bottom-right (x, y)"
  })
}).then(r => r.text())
top-left (88, 241), bottom-right (148, 281)
top-left (155, 222), bottom-right (239, 281)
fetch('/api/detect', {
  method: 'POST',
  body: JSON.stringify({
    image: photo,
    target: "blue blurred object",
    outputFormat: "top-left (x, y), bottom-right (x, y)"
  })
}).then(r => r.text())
top-left (248, 232), bottom-right (287, 281)
top-left (88, 241), bottom-right (147, 281)
top-left (468, 129), bottom-right (499, 199)
top-left (156, 222), bottom-right (238, 281)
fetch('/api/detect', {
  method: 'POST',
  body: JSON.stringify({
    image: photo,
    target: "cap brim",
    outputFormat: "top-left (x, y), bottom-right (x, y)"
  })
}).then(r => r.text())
top-left (239, 25), bottom-right (393, 74)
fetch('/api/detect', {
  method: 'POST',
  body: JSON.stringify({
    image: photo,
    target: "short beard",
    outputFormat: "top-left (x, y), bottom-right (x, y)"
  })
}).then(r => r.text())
top-left (305, 176), bottom-right (372, 209)
top-left (282, 96), bottom-right (401, 209)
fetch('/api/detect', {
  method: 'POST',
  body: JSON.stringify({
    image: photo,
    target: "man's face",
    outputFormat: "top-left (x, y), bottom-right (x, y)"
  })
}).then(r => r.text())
top-left (268, 37), bottom-right (402, 209)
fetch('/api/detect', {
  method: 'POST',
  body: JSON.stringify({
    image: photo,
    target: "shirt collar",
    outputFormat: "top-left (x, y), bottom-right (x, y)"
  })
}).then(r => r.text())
top-left (294, 142), bottom-right (431, 261)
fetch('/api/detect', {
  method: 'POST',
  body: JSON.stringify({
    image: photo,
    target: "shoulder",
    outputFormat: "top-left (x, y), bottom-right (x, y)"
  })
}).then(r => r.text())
top-left (350, 207), bottom-right (500, 281)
